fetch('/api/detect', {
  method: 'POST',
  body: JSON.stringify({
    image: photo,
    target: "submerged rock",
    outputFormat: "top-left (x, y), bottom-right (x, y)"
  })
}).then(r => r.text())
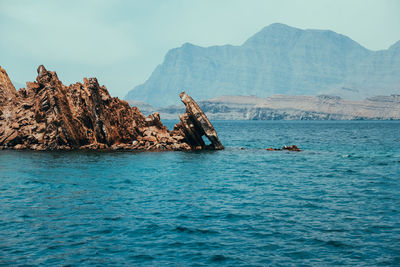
top-left (266, 147), bottom-right (282, 151)
top-left (266, 145), bottom-right (301, 151)
top-left (282, 145), bottom-right (301, 151)
top-left (0, 65), bottom-right (223, 151)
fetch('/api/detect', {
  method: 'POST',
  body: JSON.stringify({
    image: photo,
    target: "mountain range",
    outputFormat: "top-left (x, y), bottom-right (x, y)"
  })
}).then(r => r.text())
top-left (125, 23), bottom-right (400, 107)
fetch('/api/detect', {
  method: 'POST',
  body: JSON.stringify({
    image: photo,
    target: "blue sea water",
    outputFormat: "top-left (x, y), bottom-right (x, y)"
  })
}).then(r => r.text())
top-left (0, 121), bottom-right (399, 266)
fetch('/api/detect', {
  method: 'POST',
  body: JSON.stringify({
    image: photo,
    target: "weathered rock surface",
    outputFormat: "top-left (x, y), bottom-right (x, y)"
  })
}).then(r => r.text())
top-left (0, 65), bottom-right (223, 151)
top-left (172, 92), bottom-right (224, 150)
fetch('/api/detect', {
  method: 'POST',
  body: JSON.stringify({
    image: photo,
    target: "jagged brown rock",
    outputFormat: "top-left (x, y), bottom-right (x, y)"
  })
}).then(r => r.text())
top-left (0, 65), bottom-right (223, 151)
top-left (172, 92), bottom-right (224, 150)
top-left (282, 145), bottom-right (301, 151)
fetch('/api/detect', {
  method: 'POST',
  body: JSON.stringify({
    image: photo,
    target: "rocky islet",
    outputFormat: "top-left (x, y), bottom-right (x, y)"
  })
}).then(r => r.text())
top-left (0, 65), bottom-right (223, 151)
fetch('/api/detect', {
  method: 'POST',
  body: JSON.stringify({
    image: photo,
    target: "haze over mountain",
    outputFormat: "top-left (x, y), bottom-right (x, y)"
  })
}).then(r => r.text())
top-left (126, 23), bottom-right (400, 107)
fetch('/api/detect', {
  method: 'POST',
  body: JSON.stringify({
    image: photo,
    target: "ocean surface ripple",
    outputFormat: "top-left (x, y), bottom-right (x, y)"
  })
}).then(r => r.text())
top-left (1, 121), bottom-right (399, 266)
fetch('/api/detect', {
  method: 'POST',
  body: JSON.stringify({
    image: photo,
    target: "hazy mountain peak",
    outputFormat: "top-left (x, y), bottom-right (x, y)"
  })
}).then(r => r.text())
top-left (126, 23), bottom-right (400, 107)
top-left (243, 23), bottom-right (301, 47)
top-left (244, 24), bottom-right (366, 51)
top-left (259, 22), bottom-right (297, 33)
top-left (181, 42), bottom-right (196, 48)
top-left (389, 40), bottom-right (400, 50)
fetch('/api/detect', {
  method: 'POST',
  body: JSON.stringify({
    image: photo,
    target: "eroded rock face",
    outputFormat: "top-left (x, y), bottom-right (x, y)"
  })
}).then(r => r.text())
top-left (173, 92), bottom-right (224, 150)
top-left (0, 65), bottom-right (223, 151)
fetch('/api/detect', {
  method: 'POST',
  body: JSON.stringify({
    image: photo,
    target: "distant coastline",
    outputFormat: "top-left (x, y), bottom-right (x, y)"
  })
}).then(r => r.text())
top-left (129, 94), bottom-right (400, 120)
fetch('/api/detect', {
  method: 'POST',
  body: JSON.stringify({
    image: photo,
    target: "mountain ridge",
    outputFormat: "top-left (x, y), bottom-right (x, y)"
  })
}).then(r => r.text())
top-left (126, 23), bottom-right (400, 106)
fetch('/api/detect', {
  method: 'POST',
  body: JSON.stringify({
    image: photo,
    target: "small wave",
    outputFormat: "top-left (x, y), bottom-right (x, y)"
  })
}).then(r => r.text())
top-left (46, 244), bottom-right (61, 251)
top-left (341, 154), bottom-right (364, 159)
top-left (25, 179), bottom-right (46, 185)
top-left (176, 214), bottom-right (190, 219)
top-left (103, 216), bottom-right (122, 221)
top-left (315, 238), bottom-right (353, 248)
top-left (125, 223), bottom-right (163, 237)
top-left (129, 254), bottom-right (154, 261)
top-left (68, 240), bottom-right (87, 247)
top-left (325, 240), bottom-right (352, 248)
top-left (174, 226), bottom-right (218, 234)
top-left (251, 231), bottom-right (273, 238)
top-left (284, 250), bottom-right (311, 259)
top-left (210, 254), bottom-right (229, 262)
top-left (90, 228), bottom-right (113, 235)
top-left (166, 241), bottom-right (185, 248)
top-left (303, 202), bottom-right (322, 208)
top-left (224, 213), bottom-right (250, 220)
top-left (146, 223), bottom-right (162, 231)
top-left (375, 161), bottom-right (389, 166)
top-left (321, 228), bottom-right (347, 233)
top-left (364, 224), bottom-right (395, 233)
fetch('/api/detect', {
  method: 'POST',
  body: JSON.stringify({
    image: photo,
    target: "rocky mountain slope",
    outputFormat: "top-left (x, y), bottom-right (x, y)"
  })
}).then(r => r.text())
top-left (0, 65), bottom-right (222, 150)
top-left (126, 23), bottom-right (400, 106)
top-left (130, 94), bottom-right (400, 120)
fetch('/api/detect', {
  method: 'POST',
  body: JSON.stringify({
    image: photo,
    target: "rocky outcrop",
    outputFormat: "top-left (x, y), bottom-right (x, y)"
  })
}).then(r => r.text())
top-left (0, 65), bottom-right (223, 151)
top-left (172, 92), bottom-right (224, 150)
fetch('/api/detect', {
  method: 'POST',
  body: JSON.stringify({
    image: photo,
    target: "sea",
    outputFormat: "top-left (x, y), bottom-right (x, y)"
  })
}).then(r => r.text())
top-left (0, 121), bottom-right (399, 266)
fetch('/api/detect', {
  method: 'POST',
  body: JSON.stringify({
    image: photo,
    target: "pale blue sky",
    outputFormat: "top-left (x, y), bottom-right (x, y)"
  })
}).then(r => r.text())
top-left (1, 0), bottom-right (399, 97)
